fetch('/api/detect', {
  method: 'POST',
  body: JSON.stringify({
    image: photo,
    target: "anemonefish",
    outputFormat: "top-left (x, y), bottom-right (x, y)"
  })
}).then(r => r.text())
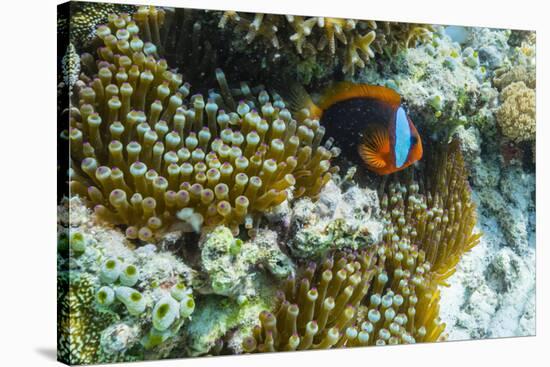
top-left (288, 82), bottom-right (423, 175)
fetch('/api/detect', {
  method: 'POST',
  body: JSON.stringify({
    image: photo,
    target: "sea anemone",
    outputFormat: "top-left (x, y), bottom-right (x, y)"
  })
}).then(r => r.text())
top-left (381, 140), bottom-right (482, 285)
top-left (69, 7), bottom-right (335, 241)
top-left (243, 241), bottom-right (446, 352)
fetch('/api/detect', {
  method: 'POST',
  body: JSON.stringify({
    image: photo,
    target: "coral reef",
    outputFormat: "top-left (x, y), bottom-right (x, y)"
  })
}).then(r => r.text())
top-left (356, 26), bottom-right (497, 141)
top-left (218, 12), bottom-right (433, 82)
top-left (493, 65), bottom-right (536, 90)
top-left (69, 7), bottom-right (335, 241)
top-left (278, 179), bottom-right (383, 259)
top-left (418, 28), bottom-right (536, 340)
top-left (243, 243), bottom-right (446, 353)
top-left (199, 226), bottom-right (294, 297)
top-left (397, 140), bottom-right (481, 284)
top-left (243, 141), bottom-right (482, 353)
top-left (58, 3), bottom-right (536, 364)
top-left (183, 277), bottom-right (277, 356)
top-left (57, 197), bottom-right (195, 363)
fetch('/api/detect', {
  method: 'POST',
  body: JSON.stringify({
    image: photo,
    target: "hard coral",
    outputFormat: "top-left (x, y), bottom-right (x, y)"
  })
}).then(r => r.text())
top-left (69, 7), bottom-right (334, 241)
top-left (496, 81), bottom-right (536, 143)
top-left (493, 65), bottom-right (536, 91)
top-left (218, 12), bottom-right (433, 76)
top-left (58, 273), bottom-right (120, 364)
top-left (199, 226), bottom-right (294, 297)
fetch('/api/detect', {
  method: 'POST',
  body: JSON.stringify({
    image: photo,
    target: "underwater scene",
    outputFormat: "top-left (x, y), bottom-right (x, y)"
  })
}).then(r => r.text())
top-left (57, 1), bottom-right (536, 365)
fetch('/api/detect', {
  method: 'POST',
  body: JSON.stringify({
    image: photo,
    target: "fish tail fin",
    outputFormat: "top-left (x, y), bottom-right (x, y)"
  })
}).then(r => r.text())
top-left (273, 82), bottom-right (323, 120)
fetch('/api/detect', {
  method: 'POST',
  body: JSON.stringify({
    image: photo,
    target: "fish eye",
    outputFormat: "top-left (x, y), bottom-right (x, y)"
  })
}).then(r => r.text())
top-left (410, 135), bottom-right (418, 145)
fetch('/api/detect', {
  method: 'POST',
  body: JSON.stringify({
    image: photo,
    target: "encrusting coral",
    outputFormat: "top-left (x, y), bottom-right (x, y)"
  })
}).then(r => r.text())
top-left (218, 12), bottom-right (433, 78)
top-left (199, 226), bottom-right (294, 297)
top-left (69, 7), bottom-right (335, 241)
top-left (58, 272), bottom-right (121, 365)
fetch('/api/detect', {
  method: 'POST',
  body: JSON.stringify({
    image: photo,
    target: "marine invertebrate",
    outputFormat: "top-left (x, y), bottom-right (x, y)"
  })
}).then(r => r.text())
top-left (69, 7), bottom-right (335, 241)
top-left (62, 43), bottom-right (81, 87)
top-left (218, 12), bottom-right (433, 77)
top-left (58, 273), bottom-right (120, 364)
top-left (58, 196), bottom-right (197, 363)
top-left (183, 288), bottom-right (276, 356)
top-left (67, 1), bottom-right (136, 46)
top-left (241, 249), bottom-right (378, 352)
top-left (493, 65), bottom-right (535, 90)
top-left (287, 179), bottom-right (383, 259)
top-left (381, 140), bottom-right (481, 284)
top-left (243, 241), bottom-right (445, 352)
top-left (495, 81), bottom-right (536, 143)
top-left (243, 140), bottom-right (479, 352)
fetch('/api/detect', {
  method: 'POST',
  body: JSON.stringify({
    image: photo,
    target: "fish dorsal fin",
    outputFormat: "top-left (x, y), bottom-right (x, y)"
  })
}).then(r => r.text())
top-left (318, 82), bottom-right (402, 110)
top-left (358, 124), bottom-right (391, 169)
top-left (281, 83), bottom-right (324, 120)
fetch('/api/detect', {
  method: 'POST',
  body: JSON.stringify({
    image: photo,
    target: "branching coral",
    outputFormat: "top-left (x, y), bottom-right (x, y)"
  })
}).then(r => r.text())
top-left (69, 7), bottom-right (335, 241)
top-left (495, 81), bottom-right (536, 143)
top-left (218, 12), bottom-right (433, 76)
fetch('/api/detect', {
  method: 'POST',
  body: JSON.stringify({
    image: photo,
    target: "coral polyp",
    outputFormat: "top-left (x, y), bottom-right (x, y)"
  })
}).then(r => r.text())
top-left (69, 7), bottom-right (334, 240)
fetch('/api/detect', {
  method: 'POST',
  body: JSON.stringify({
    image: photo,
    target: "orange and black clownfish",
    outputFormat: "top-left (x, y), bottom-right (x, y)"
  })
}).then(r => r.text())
top-left (288, 82), bottom-right (423, 175)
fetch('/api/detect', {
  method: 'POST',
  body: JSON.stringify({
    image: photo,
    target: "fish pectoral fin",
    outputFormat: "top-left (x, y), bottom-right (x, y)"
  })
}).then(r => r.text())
top-left (357, 125), bottom-right (391, 168)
